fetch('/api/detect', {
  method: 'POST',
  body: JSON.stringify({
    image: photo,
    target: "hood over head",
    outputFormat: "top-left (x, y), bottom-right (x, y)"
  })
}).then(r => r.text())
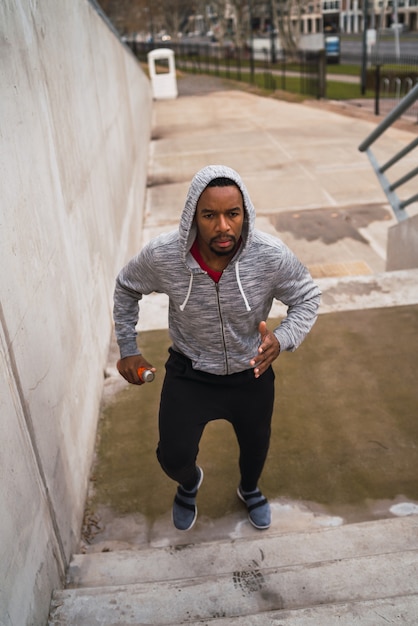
top-left (179, 165), bottom-right (256, 265)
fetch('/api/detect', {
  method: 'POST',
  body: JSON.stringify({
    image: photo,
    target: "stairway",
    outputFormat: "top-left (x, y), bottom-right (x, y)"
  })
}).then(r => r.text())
top-left (49, 270), bottom-right (418, 625)
top-left (49, 515), bottom-right (418, 625)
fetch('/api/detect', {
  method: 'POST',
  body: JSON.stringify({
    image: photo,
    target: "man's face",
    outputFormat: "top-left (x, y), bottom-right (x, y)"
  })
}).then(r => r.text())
top-left (195, 185), bottom-right (245, 263)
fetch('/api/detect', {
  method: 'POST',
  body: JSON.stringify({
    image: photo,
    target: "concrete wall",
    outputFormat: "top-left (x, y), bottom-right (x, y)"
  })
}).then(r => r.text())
top-left (386, 213), bottom-right (418, 271)
top-left (0, 1), bottom-right (152, 624)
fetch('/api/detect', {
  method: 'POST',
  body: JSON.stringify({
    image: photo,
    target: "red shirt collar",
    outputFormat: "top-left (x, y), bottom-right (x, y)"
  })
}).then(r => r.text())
top-left (190, 239), bottom-right (223, 283)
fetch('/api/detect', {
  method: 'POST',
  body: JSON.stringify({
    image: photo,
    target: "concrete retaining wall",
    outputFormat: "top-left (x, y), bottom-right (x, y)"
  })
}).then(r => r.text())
top-left (0, 1), bottom-right (152, 624)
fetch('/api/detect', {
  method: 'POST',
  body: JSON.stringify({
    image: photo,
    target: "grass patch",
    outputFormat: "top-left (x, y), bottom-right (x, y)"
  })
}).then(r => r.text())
top-left (326, 63), bottom-right (361, 76)
top-left (325, 80), bottom-right (373, 99)
top-left (144, 60), bottom-right (374, 103)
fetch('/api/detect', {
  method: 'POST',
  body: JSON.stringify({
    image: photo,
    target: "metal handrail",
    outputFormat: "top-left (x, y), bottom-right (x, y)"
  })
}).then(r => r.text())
top-left (359, 83), bottom-right (418, 222)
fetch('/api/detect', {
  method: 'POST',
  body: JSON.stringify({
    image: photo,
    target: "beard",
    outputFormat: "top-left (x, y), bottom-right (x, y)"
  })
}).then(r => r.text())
top-left (209, 236), bottom-right (238, 257)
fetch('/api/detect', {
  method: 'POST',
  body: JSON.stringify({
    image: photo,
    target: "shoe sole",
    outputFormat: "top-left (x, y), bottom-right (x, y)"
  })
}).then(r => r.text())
top-left (196, 466), bottom-right (204, 491)
top-left (237, 487), bottom-right (271, 530)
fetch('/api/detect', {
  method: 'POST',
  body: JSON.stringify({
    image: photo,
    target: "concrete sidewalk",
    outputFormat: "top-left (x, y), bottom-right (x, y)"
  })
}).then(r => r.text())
top-left (144, 75), bottom-right (417, 274)
top-left (49, 73), bottom-right (418, 626)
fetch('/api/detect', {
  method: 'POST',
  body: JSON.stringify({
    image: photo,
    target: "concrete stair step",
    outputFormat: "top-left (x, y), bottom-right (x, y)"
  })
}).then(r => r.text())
top-left (66, 516), bottom-right (418, 588)
top-left (296, 268), bottom-right (418, 315)
top-left (157, 595), bottom-right (418, 625)
top-left (49, 516), bottom-right (418, 625)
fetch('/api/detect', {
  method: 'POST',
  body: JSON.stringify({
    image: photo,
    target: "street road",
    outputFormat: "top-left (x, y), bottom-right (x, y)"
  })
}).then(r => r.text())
top-left (341, 33), bottom-right (418, 60)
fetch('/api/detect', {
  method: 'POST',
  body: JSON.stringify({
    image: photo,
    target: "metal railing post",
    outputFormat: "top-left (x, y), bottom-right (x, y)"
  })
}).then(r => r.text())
top-left (359, 83), bottom-right (418, 222)
top-left (374, 64), bottom-right (381, 116)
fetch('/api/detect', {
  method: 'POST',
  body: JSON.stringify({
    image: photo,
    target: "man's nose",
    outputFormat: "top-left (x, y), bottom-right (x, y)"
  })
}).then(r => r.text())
top-left (217, 214), bottom-right (230, 231)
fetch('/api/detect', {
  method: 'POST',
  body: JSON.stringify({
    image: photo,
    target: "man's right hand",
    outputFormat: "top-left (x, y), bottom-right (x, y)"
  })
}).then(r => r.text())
top-left (116, 355), bottom-right (156, 386)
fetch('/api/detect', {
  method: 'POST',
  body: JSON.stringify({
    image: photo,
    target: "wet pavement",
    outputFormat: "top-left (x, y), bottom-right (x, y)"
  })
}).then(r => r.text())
top-left (82, 74), bottom-right (418, 553)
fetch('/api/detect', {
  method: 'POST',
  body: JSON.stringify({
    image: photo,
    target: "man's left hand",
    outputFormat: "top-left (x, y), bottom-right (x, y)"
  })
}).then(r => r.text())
top-left (250, 320), bottom-right (281, 378)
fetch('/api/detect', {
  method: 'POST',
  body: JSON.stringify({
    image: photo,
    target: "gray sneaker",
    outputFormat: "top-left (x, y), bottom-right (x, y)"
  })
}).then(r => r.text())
top-left (237, 485), bottom-right (271, 530)
top-left (172, 467), bottom-right (204, 531)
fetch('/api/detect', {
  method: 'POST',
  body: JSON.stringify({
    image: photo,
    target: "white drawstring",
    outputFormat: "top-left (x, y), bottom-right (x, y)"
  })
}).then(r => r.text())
top-left (179, 273), bottom-right (194, 311)
top-left (235, 262), bottom-right (251, 311)
top-left (180, 264), bottom-right (251, 312)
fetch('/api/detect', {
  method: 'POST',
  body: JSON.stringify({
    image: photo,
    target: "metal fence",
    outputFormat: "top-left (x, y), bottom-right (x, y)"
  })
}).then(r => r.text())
top-left (128, 41), bottom-right (326, 100)
top-left (127, 40), bottom-right (418, 118)
top-left (369, 53), bottom-right (418, 120)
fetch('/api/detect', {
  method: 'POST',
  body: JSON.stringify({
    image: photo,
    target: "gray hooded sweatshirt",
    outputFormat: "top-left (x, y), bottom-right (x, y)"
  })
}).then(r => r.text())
top-left (113, 165), bottom-right (321, 375)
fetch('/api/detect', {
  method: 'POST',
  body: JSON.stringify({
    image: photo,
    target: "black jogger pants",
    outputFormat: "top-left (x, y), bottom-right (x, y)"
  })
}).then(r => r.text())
top-left (156, 348), bottom-right (275, 491)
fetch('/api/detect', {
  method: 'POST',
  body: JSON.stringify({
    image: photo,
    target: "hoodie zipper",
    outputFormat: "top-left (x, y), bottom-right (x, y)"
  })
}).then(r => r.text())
top-left (215, 283), bottom-right (229, 374)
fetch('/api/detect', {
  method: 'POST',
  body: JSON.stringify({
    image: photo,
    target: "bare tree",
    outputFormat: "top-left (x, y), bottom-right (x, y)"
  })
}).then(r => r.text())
top-left (96, 0), bottom-right (145, 34)
top-left (276, 0), bottom-right (308, 54)
top-left (96, 0), bottom-right (309, 52)
top-left (96, 0), bottom-right (191, 39)
top-left (202, 0), bottom-right (226, 44)
top-left (155, 0), bottom-right (195, 41)
top-left (227, 0), bottom-right (249, 46)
